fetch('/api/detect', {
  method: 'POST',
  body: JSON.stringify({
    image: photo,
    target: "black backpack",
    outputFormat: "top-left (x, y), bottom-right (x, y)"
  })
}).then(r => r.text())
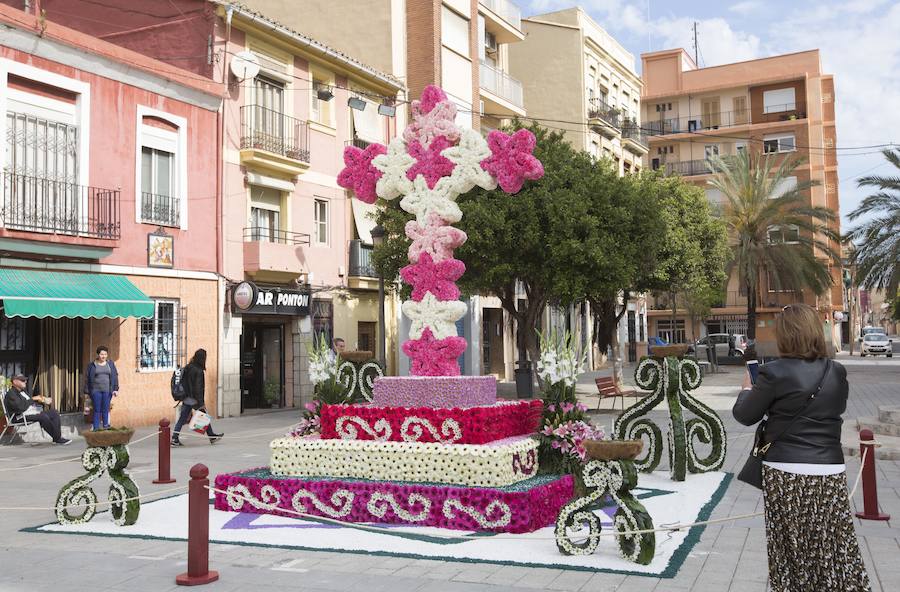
top-left (171, 366), bottom-right (186, 401)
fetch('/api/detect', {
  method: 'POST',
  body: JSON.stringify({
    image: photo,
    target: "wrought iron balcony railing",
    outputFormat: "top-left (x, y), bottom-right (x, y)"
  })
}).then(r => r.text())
top-left (140, 192), bottom-right (180, 227)
top-left (349, 239), bottom-right (376, 278)
top-left (663, 159), bottom-right (713, 177)
top-left (344, 138), bottom-right (372, 151)
top-left (243, 226), bottom-right (310, 245)
top-left (1, 172), bottom-right (120, 239)
top-left (240, 105), bottom-right (310, 163)
top-left (621, 121), bottom-right (649, 149)
top-left (587, 97), bottom-right (621, 129)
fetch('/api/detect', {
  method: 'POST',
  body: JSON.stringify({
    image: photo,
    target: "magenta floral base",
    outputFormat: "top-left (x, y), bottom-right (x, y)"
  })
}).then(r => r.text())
top-left (372, 375), bottom-right (497, 408)
top-left (319, 400), bottom-right (543, 444)
top-left (214, 468), bottom-right (573, 534)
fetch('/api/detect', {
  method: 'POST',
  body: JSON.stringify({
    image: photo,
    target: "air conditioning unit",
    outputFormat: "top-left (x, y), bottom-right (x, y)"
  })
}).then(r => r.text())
top-left (485, 32), bottom-right (498, 53)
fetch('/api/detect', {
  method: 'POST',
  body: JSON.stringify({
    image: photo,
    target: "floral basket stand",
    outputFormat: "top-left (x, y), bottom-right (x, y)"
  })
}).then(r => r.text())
top-left (613, 347), bottom-right (727, 481)
top-left (554, 439), bottom-right (655, 565)
top-left (55, 428), bottom-right (140, 526)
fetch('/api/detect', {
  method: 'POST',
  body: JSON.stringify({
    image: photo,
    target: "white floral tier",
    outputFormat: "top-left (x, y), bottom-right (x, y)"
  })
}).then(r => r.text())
top-left (270, 434), bottom-right (538, 488)
top-left (371, 375), bottom-right (497, 408)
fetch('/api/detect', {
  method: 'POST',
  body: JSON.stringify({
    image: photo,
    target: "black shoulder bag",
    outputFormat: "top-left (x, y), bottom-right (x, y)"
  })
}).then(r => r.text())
top-left (737, 359), bottom-right (832, 490)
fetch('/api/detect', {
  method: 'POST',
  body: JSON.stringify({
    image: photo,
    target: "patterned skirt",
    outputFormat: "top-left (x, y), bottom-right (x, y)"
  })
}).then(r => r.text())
top-left (762, 466), bottom-right (871, 592)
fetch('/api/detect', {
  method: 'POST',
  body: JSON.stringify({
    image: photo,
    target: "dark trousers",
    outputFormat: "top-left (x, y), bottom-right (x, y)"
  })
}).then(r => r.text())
top-left (90, 391), bottom-right (112, 430)
top-left (29, 410), bottom-right (63, 442)
top-left (173, 404), bottom-right (215, 436)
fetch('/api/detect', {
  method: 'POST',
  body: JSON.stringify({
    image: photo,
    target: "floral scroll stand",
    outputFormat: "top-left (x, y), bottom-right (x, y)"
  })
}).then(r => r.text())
top-left (555, 440), bottom-right (655, 565)
top-left (55, 429), bottom-right (140, 526)
top-left (613, 346), bottom-right (727, 481)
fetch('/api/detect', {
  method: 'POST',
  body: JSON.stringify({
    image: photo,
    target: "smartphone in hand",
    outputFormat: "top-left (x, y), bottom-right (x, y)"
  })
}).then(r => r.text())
top-left (746, 360), bottom-right (760, 385)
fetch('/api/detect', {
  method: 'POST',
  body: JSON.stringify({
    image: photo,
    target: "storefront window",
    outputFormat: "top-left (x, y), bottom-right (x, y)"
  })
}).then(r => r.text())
top-left (140, 299), bottom-right (178, 370)
top-left (311, 299), bottom-right (333, 348)
top-left (0, 313), bottom-right (26, 379)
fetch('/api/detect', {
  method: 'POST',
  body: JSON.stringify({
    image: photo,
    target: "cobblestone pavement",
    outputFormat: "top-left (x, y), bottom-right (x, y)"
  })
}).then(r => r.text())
top-left (1, 353), bottom-right (897, 592)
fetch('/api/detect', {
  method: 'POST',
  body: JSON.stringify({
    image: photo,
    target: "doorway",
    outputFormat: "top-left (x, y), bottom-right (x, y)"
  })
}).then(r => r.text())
top-left (240, 323), bottom-right (284, 410)
top-left (482, 308), bottom-right (505, 378)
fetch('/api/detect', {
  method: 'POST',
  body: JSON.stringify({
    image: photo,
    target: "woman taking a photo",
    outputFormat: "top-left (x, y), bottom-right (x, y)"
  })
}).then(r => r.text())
top-left (172, 348), bottom-right (223, 446)
top-left (84, 345), bottom-right (119, 431)
top-left (733, 303), bottom-right (869, 591)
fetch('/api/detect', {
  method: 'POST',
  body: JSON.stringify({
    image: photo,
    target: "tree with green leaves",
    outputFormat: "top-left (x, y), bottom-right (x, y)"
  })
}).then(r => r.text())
top-left (707, 150), bottom-right (840, 340)
top-left (374, 123), bottom-right (648, 370)
top-left (845, 148), bottom-right (900, 297)
top-left (643, 176), bottom-right (728, 341)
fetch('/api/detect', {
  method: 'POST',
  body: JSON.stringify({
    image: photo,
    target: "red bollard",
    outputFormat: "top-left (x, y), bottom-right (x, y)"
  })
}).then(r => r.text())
top-left (855, 428), bottom-right (890, 521)
top-left (153, 419), bottom-right (176, 485)
top-left (176, 464), bottom-right (219, 586)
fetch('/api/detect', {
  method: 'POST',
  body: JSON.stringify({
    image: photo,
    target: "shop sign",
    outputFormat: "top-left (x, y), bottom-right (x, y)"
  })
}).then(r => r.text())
top-left (231, 281), bottom-right (310, 316)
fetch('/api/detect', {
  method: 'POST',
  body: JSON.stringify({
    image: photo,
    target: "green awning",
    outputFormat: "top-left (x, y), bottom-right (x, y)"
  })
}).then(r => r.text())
top-left (0, 269), bottom-right (155, 319)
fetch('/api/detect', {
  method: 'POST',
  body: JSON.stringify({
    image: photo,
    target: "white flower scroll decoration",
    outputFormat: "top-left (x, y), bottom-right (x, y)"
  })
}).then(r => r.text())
top-left (442, 128), bottom-right (497, 195)
top-left (402, 292), bottom-right (467, 340)
top-left (292, 489), bottom-right (355, 518)
top-left (335, 416), bottom-right (392, 441)
top-left (367, 492), bottom-right (432, 522)
top-left (401, 416), bottom-right (462, 443)
top-left (442, 499), bottom-right (512, 529)
top-left (399, 176), bottom-right (462, 225)
top-left (373, 137), bottom-right (415, 200)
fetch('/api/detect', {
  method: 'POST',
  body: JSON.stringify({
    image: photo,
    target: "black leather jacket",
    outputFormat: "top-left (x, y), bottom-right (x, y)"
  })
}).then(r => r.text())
top-left (733, 357), bottom-right (846, 464)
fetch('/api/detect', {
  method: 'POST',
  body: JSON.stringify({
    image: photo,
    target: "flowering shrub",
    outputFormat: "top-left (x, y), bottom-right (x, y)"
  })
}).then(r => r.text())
top-left (535, 330), bottom-right (604, 491)
top-left (290, 336), bottom-right (352, 437)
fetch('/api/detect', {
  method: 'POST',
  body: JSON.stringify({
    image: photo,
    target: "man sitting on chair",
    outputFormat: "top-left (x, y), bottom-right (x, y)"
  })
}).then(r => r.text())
top-left (3, 374), bottom-right (70, 445)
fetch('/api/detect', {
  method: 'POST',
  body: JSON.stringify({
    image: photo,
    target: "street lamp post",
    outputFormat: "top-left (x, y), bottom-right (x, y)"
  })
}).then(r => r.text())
top-left (371, 224), bottom-right (387, 370)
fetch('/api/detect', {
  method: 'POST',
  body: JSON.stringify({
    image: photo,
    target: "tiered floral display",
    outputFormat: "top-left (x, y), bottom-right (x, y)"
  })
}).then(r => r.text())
top-left (213, 85), bottom-right (573, 534)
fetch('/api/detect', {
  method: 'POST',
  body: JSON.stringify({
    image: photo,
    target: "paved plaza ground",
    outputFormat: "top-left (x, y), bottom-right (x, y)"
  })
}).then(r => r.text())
top-left (1, 351), bottom-right (898, 592)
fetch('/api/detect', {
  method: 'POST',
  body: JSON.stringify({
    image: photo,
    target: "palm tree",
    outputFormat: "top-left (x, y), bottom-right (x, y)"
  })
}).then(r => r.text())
top-left (707, 150), bottom-right (840, 340)
top-left (845, 149), bottom-right (900, 297)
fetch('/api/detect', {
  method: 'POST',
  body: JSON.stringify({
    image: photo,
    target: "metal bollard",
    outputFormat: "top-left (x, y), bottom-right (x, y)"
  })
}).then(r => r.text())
top-left (153, 419), bottom-right (176, 485)
top-left (176, 464), bottom-right (219, 586)
top-left (855, 428), bottom-right (890, 521)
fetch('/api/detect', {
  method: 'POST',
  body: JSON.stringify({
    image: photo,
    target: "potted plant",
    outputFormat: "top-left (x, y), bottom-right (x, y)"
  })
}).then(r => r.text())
top-left (263, 379), bottom-right (281, 408)
top-left (82, 426), bottom-right (135, 447)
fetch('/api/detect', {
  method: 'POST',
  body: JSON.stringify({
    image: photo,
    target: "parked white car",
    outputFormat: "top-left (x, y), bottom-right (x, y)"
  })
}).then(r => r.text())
top-left (861, 333), bottom-right (893, 357)
top-left (692, 333), bottom-right (748, 359)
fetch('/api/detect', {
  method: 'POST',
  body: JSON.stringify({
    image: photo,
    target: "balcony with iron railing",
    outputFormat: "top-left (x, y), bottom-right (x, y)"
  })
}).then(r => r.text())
top-left (662, 159), bottom-right (713, 177)
top-left (140, 192), bottom-right (180, 227)
top-left (479, 61), bottom-right (524, 112)
top-left (587, 98), bottom-right (621, 136)
top-left (479, 0), bottom-right (522, 32)
top-left (621, 120), bottom-right (649, 151)
top-left (1, 171), bottom-right (120, 239)
top-left (349, 239), bottom-right (376, 278)
top-left (646, 102), bottom-right (806, 137)
top-left (240, 105), bottom-right (311, 175)
top-left (344, 137), bottom-right (372, 151)
top-left (243, 226), bottom-right (311, 277)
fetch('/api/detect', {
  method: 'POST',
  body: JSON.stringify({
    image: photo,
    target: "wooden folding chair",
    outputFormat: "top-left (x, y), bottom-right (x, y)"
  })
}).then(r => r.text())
top-left (594, 376), bottom-right (638, 413)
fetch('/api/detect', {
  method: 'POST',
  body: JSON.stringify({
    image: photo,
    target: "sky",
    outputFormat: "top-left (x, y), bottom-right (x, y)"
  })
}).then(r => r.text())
top-left (520, 0), bottom-right (900, 228)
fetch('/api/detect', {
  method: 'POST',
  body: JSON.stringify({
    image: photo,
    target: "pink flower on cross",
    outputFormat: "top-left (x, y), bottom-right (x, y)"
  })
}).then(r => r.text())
top-left (404, 100), bottom-right (460, 148)
top-left (406, 136), bottom-right (455, 189)
top-left (336, 143), bottom-right (387, 204)
top-left (480, 129), bottom-right (544, 194)
top-left (400, 252), bottom-right (465, 302)
top-left (415, 85), bottom-right (448, 115)
top-left (405, 214), bottom-right (467, 263)
top-left (402, 328), bottom-right (467, 376)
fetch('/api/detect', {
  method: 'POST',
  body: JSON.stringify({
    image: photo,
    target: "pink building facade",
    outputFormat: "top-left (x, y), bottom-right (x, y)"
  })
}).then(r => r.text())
top-left (0, 3), bottom-right (222, 431)
top-left (20, 1), bottom-right (406, 416)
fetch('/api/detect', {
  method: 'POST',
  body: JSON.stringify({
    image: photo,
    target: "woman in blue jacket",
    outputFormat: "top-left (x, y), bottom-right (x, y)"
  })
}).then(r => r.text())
top-left (84, 345), bottom-right (119, 430)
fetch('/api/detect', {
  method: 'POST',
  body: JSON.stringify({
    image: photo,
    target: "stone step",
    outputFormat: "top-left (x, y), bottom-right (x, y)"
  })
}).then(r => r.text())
top-left (857, 417), bottom-right (900, 438)
top-left (877, 405), bottom-right (900, 425)
top-left (842, 426), bottom-right (900, 461)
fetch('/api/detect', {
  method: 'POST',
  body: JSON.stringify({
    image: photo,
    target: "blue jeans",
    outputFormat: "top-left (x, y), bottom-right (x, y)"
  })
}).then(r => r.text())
top-left (90, 391), bottom-right (112, 430)
top-left (173, 402), bottom-right (193, 434)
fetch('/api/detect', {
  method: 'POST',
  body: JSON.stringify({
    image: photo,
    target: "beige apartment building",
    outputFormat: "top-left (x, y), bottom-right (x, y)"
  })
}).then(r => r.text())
top-left (640, 49), bottom-right (843, 348)
top-left (509, 7), bottom-right (647, 175)
top-left (507, 7), bottom-right (650, 366)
